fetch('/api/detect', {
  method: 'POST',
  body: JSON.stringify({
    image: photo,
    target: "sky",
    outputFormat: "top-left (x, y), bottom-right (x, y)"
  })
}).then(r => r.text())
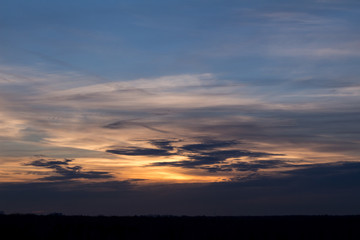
top-left (1, 0), bottom-right (360, 215)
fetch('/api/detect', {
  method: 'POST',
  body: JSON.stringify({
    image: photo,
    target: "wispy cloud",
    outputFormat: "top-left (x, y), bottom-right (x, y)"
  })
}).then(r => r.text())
top-left (0, 65), bottom-right (359, 183)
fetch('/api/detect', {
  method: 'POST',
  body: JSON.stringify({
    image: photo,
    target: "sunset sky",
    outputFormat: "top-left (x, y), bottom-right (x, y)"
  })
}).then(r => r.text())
top-left (1, 0), bottom-right (360, 215)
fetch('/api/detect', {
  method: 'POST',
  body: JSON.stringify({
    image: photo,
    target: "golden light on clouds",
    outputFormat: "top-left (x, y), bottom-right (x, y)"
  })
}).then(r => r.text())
top-left (0, 67), bottom-right (358, 186)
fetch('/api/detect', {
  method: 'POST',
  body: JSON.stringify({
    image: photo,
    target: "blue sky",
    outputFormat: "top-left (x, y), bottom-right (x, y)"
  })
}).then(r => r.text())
top-left (3, 0), bottom-right (360, 81)
top-left (1, 0), bottom-right (360, 215)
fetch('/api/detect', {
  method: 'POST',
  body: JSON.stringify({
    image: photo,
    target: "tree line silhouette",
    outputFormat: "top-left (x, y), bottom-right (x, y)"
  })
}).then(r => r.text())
top-left (0, 214), bottom-right (359, 239)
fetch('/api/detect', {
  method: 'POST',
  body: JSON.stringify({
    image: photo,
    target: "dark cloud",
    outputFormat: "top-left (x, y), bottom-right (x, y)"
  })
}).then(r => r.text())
top-left (25, 158), bottom-right (73, 168)
top-left (180, 140), bottom-right (238, 152)
top-left (149, 140), bottom-right (176, 151)
top-left (106, 148), bottom-right (173, 156)
top-left (197, 150), bottom-right (278, 159)
top-left (25, 158), bottom-right (113, 181)
top-left (150, 150), bottom-right (281, 169)
top-left (199, 166), bottom-right (234, 173)
top-left (151, 160), bottom-right (199, 168)
top-left (200, 160), bottom-right (292, 173)
top-left (41, 169), bottom-right (113, 181)
top-left (284, 161), bottom-right (360, 180)
top-left (105, 139), bottom-right (178, 157)
top-left (231, 159), bottom-right (291, 171)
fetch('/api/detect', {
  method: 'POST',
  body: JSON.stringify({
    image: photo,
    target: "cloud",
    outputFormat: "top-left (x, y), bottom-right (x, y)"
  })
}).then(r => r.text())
top-left (271, 46), bottom-right (360, 58)
top-left (26, 158), bottom-right (73, 168)
top-left (180, 140), bottom-right (238, 152)
top-left (200, 160), bottom-right (293, 173)
top-left (25, 158), bottom-right (113, 181)
top-left (103, 120), bottom-right (169, 133)
top-left (284, 161), bottom-right (360, 179)
top-left (143, 139), bottom-right (284, 171)
top-left (259, 11), bottom-right (333, 25)
top-left (105, 138), bottom-right (285, 177)
top-left (186, 149), bottom-right (279, 165)
top-left (1, 65), bottom-right (359, 184)
top-left (106, 148), bottom-right (173, 156)
top-left (149, 140), bottom-right (176, 151)
top-left (151, 156), bottom-right (286, 171)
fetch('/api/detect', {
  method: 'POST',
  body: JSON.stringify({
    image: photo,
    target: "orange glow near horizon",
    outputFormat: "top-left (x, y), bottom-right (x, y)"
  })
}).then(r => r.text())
top-left (0, 140), bottom-right (356, 185)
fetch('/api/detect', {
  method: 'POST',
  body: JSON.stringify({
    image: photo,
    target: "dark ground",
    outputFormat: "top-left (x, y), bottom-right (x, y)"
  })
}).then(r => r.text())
top-left (0, 214), bottom-right (359, 240)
